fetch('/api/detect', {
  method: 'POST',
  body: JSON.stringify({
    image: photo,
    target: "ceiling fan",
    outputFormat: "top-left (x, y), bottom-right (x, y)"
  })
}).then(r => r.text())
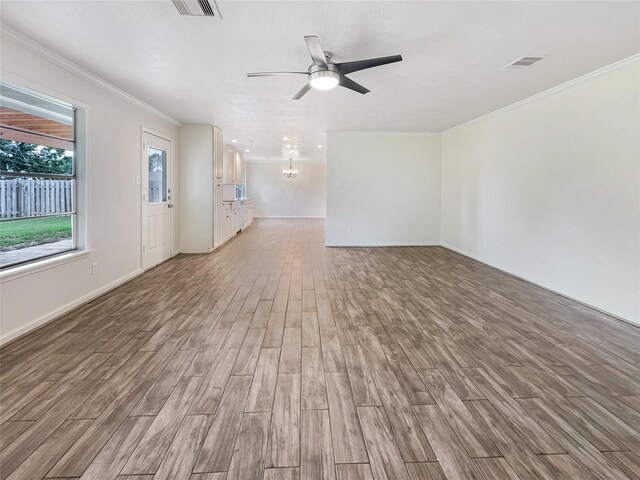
top-left (247, 36), bottom-right (403, 100)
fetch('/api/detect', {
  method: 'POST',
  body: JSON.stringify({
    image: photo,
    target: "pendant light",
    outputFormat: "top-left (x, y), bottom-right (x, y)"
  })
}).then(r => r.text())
top-left (283, 158), bottom-right (298, 178)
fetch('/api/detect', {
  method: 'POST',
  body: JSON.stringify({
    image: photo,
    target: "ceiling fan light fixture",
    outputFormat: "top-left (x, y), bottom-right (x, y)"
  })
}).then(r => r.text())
top-left (310, 76), bottom-right (339, 90)
top-left (247, 36), bottom-right (402, 99)
top-left (309, 70), bottom-right (339, 90)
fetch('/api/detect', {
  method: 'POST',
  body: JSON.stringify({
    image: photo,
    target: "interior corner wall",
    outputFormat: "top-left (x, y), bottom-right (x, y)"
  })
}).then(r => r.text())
top-left (0, 36), bottom-right (181, 343)
top-left (326, 132), bottom-right (441, 246)
top-left (441, 59), bottom-right (640, 324)
top-left (246, 161), bottom-right (326, 218)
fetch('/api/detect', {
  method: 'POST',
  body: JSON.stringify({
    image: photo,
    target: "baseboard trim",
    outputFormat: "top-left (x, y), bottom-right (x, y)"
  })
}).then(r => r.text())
top-left (325, 242), bottom-right (441, 247)
top-left (441, 243), bottom-right (639, 329)
top-left (0, 268), bottom-right (144, 346)
top-left (255, 216), bottom-right (326, 219)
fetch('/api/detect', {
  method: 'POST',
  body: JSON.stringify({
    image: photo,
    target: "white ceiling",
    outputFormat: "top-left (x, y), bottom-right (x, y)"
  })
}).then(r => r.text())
top-left (1, 1), bottom-right (639, 162)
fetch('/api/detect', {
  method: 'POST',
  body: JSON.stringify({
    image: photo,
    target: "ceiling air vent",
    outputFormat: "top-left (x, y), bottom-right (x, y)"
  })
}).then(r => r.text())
top-left (503, 56), bottom-right (547, 70)
top-left (171, 0), bottom-right (221, 17)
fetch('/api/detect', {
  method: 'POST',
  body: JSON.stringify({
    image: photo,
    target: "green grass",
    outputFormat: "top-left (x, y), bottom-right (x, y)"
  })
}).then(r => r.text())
top-left (0, 216), bottom-right (72, 251)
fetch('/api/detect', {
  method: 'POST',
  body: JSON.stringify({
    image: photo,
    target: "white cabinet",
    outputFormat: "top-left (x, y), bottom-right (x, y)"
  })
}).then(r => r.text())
top-left (235, 150), bottom-right (244, 183)
top-left (224, 212), bottom-right (232, 241)
top-left (224, 145), bottom-right (244, 184)
top-left (223, 202), bottom-right (231, 241)
top-left (233, 210), bottom-right (240, 234)
top-left (223, 146), bottom-right (232, 183)
top-left (180, 124), bottom-right (243, 253)
top-left (224, 146), bottom-right (233, 183)
top-left (213, 126), bottom-right (224, 249)
top-left (213, 182), bottom-right (223, 248)
top-left (214, 127), bottom-right (223, 182)
top-left (222, 201), bottom-right (240, 241)
top-left (242, 199), bottom-right (253, 229)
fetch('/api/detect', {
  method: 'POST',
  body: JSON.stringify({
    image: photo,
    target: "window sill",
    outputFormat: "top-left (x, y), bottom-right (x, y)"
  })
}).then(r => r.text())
top-left (0, 249), bottom-right (93, 283)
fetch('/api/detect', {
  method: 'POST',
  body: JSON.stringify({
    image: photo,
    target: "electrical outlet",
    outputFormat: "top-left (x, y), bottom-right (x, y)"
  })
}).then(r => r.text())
top-left (91, 262), bottom-right (98, 274)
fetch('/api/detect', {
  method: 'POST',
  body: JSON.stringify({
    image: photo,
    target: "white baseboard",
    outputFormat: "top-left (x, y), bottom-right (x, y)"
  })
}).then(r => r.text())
top-left (325, 242), bottom-right (440, 247)
top-left (441, 243), bottom-right (638, 328)
top-left (0, 269), bottom-right (143, 346)
top-left (254, 216), bottom-right (326, 219)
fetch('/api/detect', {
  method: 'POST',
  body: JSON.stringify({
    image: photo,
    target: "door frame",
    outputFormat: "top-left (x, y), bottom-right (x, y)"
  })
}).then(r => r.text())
top-left (140, 127), bottom-right (175, 270)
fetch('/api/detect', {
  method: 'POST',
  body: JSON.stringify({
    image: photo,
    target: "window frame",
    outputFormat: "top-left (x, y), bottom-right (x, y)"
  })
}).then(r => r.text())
top-left (0, 80), bottom-right (84, 270)
top-left (147, 145), bottom-right (168, 204)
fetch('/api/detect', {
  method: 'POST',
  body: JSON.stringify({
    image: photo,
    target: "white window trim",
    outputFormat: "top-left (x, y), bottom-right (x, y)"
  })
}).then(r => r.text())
top-left (0, 76), bottom-right (90, 272)
top-left (0, 248), bottom-right (93, 283)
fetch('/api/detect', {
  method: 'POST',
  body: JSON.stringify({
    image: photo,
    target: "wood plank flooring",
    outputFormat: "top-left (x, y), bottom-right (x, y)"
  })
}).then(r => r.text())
top-left (1, 218), bottom-right (640, 479)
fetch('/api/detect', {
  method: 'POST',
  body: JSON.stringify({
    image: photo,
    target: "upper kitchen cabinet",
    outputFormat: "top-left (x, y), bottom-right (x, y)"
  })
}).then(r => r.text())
top-left (235, 148), bottom-right (244, 183)
top-left (213, 126), bottom-right (223, 182)
top-left (224, 145), bottom-right (244, 184)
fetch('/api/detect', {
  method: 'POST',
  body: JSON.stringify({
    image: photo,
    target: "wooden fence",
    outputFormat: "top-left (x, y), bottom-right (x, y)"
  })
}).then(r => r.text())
top-left (0, 178), bottom-right (74, 218)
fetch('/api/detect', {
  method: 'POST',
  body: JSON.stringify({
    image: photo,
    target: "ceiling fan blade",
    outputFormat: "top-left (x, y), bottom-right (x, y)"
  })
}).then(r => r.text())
top-left (339, 76), bottom-right (370, 95)
top-left (293, 83), bottom-right (312, 100)
top-left (335, 55), bottom-right (403, 75)
top-left (304, 36), bottom-right (328, 68)
top-left (247, 72), bottom-right (307, 77)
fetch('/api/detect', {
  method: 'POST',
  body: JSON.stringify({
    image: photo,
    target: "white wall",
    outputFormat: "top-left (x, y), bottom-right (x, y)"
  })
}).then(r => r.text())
top-left (441, 58), bottom-right (640, 324)
top-left (0, 34), bottom-right (181, 343)
top-left (326, 132), bottom-right (441, 246)
top-left (246, 161), bottom-right (326, 218)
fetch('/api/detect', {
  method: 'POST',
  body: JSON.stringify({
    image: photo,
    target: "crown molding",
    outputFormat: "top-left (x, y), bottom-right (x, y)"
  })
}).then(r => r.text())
top-left (325, 131), bottom-right (440, 136)
top-left (245, 158), bottom-right (326, 164)
top-left (443, 53), bottom-right (640, 135)
top-left (3, 22), bottom-right (635, 137)
top-left (0, 23), bottom-right (182, 126)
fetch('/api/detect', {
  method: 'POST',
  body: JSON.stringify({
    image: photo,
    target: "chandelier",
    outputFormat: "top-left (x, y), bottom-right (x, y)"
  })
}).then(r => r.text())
top-left (282, 158), bottom-right (298, 178)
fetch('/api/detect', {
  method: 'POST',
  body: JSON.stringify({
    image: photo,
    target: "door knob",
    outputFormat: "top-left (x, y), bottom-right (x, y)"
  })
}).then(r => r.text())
top-left (168, 204), bottom-right (174, 208)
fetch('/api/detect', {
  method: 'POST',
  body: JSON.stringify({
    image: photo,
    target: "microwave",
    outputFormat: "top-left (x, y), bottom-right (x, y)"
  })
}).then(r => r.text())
top-left (223, 184), bottom-right (241, 202)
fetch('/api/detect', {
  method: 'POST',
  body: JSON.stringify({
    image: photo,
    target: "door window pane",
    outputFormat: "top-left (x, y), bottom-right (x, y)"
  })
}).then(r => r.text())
top-left (148, 147), bottom-right (166, 203)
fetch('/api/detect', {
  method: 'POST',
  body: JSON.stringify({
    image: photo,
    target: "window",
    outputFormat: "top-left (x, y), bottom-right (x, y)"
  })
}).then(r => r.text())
top-left (148, 146), bottom-right (167, 203)
top-left (0, 82), bottom-right (78, 269)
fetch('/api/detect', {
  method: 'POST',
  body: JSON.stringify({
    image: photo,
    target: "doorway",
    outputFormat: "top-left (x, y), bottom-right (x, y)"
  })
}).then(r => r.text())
top-left (141, 131), bottom-right (173, 270)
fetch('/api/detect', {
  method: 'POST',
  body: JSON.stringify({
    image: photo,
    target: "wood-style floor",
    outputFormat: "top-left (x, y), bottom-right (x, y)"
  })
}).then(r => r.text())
top-left (1, 218), bottom-right (640, 480)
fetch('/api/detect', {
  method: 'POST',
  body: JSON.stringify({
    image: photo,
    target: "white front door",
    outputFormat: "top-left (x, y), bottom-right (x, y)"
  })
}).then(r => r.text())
top-left (141, 132), bottom-right (172, 270)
